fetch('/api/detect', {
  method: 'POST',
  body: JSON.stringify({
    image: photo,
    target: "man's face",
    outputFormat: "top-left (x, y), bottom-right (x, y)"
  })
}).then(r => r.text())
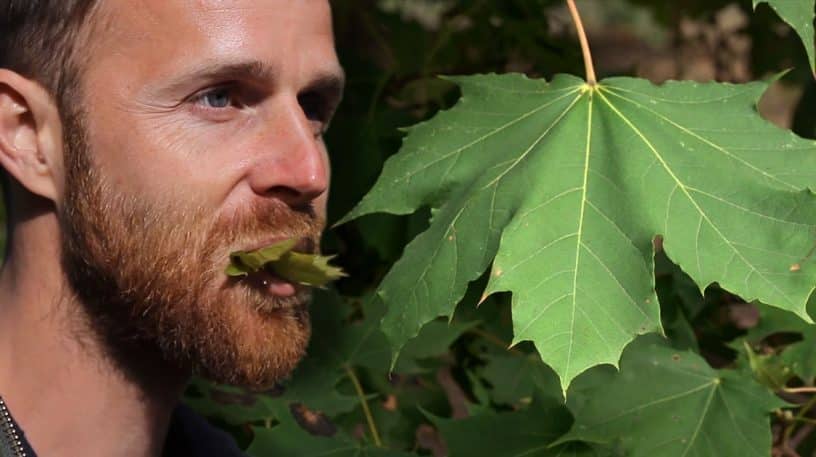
top-left (58, 0), bottom-right (343, 387)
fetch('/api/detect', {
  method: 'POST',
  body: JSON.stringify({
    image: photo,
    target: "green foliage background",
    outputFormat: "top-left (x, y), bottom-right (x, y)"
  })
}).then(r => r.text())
top-left (212, 1), bottom-right (816, 455)
top-left (5, 0), bottom-right (816, 455)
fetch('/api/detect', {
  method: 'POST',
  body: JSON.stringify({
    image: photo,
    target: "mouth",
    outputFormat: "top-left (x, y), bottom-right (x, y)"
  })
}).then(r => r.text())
top-left (246, 269), bottom-right (299, 297)
top-left (231, 236), bottom-right (317, 297)
top-left (243, 236), bottom-right (316, 255)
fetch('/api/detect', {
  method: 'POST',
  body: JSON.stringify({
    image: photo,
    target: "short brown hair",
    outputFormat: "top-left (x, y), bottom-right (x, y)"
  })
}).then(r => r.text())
top-left (0, 0), bottom-right (99, 218)
top-left (1, 0), bottom-right (99, 93)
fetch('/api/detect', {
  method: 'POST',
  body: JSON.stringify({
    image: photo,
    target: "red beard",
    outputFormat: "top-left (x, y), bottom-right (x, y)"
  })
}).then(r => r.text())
top-left (58, 111), bottom-right (319, 388)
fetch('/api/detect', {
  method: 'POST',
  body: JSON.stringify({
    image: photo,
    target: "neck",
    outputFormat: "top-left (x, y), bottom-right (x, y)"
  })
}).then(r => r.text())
top-left (0, 207), bottom-right (187, 457)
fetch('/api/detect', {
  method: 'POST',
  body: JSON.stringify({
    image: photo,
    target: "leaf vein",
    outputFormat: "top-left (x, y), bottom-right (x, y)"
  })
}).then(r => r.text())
top-left (596, 90), bottom-right (797, 309)
top-left (403, 88), bottom-right (581, 181)
top-left (601, 87), bottom-right (798, 191)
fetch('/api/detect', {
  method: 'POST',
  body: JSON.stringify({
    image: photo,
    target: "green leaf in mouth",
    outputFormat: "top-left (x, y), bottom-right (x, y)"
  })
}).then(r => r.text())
top-left (226, 238), bottom-right (347, 287)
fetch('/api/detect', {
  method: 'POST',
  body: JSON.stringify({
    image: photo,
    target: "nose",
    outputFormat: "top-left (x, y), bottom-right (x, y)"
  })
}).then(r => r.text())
top-left (246, 96), bottom-right (329, 207)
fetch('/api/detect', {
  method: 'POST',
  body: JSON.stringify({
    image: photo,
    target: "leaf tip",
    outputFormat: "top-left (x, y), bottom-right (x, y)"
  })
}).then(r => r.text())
top-left (767, 68), bottom-right (792, 85)
top-left (388, 350), bottom-right (400, 374)
top-left (559, 380), bottom-right (570, 402)
top-left (331, 212), bottom-right (356, 228)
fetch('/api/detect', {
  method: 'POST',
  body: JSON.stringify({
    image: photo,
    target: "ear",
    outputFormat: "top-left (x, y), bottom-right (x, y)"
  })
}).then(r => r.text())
top-left (0, 69), bottom-right (64, 203)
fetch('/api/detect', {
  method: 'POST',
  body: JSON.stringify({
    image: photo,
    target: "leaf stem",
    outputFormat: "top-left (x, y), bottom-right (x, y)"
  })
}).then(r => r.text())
top-left (784, 387), bottom-right (816, 394)
top-left (344, 364), bottom-right (383, 447)
top-left (791, 417), bottom-right (816, 426)
top-left (566, 0), bottom-right (597, 85)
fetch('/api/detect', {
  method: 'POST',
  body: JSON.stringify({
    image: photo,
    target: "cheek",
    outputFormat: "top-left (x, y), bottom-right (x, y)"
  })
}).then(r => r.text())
top-left (86, 108), bottom-right (254, 208)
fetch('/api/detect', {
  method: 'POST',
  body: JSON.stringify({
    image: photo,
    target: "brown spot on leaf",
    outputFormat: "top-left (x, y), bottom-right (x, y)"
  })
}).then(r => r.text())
top-left (210, 389), bottom-right (257, 407)
top-left (416, 424), bottom-right (448, 457)
top-left (290, 403), bottom-right (337, 437)
top-left (382, 394), bottom-right (398, 411)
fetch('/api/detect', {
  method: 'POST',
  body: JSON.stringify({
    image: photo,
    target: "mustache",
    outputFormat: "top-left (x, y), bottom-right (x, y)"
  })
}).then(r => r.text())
top-left (207, 199), bottom-right (325, 257)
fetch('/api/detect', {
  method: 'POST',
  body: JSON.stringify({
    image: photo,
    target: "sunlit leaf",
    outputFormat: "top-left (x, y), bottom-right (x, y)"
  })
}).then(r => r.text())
top-left (228, 238), bottom-right (298, 275)
top-left (226, 238), bottom-right (346, 287)
top-left (269, 252), bottom-right (347, 287)
top-left (341, 73), bottom-right (816, 391)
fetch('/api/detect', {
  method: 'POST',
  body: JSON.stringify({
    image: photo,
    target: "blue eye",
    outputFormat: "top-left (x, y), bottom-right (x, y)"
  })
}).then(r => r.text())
top-left (196, 87), bottom-right (232, 109)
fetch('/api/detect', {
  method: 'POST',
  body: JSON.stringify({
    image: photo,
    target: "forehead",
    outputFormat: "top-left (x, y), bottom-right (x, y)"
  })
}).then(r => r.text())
top-left (89, 0), bottom-right (337, 83)
top-left (99, 0), bottom-right (333, 39)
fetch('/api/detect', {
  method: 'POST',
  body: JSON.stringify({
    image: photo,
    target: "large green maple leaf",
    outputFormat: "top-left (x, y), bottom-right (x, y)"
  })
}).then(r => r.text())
top-left (560, 336), bottom-right (786, 456)
top-left (340, 73), bottom-right (816, 391)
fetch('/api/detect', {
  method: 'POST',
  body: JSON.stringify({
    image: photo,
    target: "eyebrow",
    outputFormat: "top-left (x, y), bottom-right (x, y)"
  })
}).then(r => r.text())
top-left (301, 69), bottom-right (346, 107)
top-left (158, 59), bottom-right (345, 101)
top-left (158, 60), bottom-right (278, 96)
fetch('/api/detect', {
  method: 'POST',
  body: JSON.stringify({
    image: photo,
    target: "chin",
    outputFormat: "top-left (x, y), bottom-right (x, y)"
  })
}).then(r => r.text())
top-left (173, 285), bottom-right (313, 389)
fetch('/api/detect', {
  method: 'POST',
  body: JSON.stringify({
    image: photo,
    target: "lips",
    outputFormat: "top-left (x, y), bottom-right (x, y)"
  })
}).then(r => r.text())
top-left (247, 269), bottom-right (298, 296)
top-left (231, 235), bottom-right (317, 297)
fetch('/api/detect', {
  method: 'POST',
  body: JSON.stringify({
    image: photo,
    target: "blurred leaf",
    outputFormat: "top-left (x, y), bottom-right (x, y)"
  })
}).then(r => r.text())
top-left (742, 340), bottom-right (795, 390)
top-left (395, 319), bottom-right (478, 373)
top-left (480, 350), bottom-right (563, 406)
top-left (560, 335), bottom-right (785, 456)
top-left (431, 394), bottom-right (608, 457)
top-left (270, 290), bottom-right (471, 415)
top-left (792, 80), bottom-right (816, 139)
top-left (183, 379), bottom-right (276, 426)
top-left (248, 412), bottom-right (416, 457)
top-left (744, 303), bottom-right (816, 383)
top-left (754, 0), bottom-right (816, 75)
top-left (655, 251), bottom-right (704, 352)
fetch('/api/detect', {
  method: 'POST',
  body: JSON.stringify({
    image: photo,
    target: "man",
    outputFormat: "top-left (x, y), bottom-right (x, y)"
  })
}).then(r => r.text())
top-left (0, 0), bottom-right (344, 455)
